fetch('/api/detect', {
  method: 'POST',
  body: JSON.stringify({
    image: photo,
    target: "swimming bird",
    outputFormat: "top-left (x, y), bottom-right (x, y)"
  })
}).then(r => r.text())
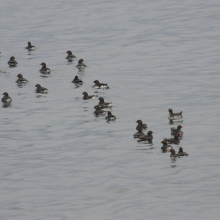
top-left (93, 80), bottom-right (109, 89)
top-left (170, 125), bottom-right (183, 135)
top-left (72, 76), bottom-right (83, 84)
top-left (16, 74), bottom-right (28, 83)
top-left (168, 108), bottom-right (183, 120)
top-left (26, 42), bottom-right (36, 50)
top-left (66, 50), bottom-right (76, 59)
top-left (136, 120), bottom-right (148, 131)
top-left (93, 105), bottom-right (106, 115)
top-left (40, 62), bottom-right (50, 74)
top-left (35, 84), bottom-right (48, 93)
top-left (76, 59), bottom-right (87, 69)
top-left (177, 147), bottom-right (188, 157)
top-left (168, 148), bottom-right (180, 158)
top-left (105, 111), bottom-right (116, 120)
top-left (133, 128), bottom-right (145, 138)
top-left (82, 92), bottom-right (95, 100)
top-left (164, 134), bottom-right (181, 144)
top-left (138, 131), bottom-right (154, 142)
top-left (160, 140), bottom-right (173, 153)
top-left (2, 92), bottom-right (12, 104)
top-left (98, 97), bottom-right (112, 108)
top-left (8, 56), bottom-right (17, 67)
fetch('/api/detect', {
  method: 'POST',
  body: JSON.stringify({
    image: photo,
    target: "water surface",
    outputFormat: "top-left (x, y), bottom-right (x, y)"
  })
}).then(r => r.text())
top-left (1, 0), bottom-right (220, 219)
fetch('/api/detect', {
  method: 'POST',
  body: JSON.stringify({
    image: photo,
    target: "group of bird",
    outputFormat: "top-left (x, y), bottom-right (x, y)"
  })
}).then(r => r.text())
top-left (1, 42), bottom-right (188, 159)
top-left (1, 42), bottom-right (116, 122)
top-left (133, 108), bottom-right (188, 158)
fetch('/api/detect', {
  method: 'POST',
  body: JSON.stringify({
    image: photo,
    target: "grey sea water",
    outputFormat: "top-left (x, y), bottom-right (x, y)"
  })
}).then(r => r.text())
top-left (1, 0), bottom-right (220, 219)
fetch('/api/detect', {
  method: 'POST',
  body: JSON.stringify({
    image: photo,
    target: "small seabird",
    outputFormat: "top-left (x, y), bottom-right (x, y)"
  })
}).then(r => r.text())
top-left (2, 92), bottom-right (12, 104)
top-left (26, 42), bottom-right (36, 50)
top-left (98, 97), bottom-right (112, 108)
top-left (177, 147), bottom-right (188, 157)
top-left (93, 80), bottom-right (109, 89)
top-left (66, 50), bottom-right (76, 60)
top-left (168, 148), bottom-right (180, 158)
top-left (164, 134), bottom-right (181, 144)
top-left (171, 125), bottom-right (183, 135)
top-left (168, 108), bottom-right (183, 120)
top-left (40, 62), bottom-right (50, 74)
top-left (76, 59), bottom-right (87, 69)
top-left (8, 56), bottom-right (17, 67)
top-left (105, 111), bottom-right (116, 120)
top-left (138, 131), bottom-right (154, 142)
top-left (136, 120), bottom-right (148, 131)
top-left (35, 84), bottom-right (48, 93)
top-left (93, 105), bottom-right (106, 115)
top-left (72, 75), bottom-right (83, 84)
top-left (16, 74), bottom-right (28, 83)
top-left (160, 140), bottom-right (173, 153)
top-left (133, 128), bottom-right (145, 138)
top-left (82, 92), bottom-right (95, 100)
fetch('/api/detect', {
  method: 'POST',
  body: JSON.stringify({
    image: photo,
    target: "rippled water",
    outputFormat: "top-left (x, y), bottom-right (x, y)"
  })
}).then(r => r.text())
top-left (1, 0), bottom-right (220, 219)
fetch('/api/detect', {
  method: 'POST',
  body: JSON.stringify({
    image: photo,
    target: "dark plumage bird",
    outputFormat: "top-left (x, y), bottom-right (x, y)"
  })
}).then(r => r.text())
top-left (40, 62), bottom-right (50, 74)
top-left (98, 97), bottom-right (112, 108)
top-left (138, 131), bottom-right (154, 142)
top-left (136, 120), bottom-right (148, 131)
top-left (16, 74), bottom-right (28, 83)
top-left (26, 42), bottom-right (36, 50)
top-left (2, 92), bottom-right (12, 104)
top-left (168, 148), bottom-right (180, 158)
top-left (164, 134), bottom-right (181, 144)
top-left (76, 59), bottom-right (87, 69)
top-left (171, 125), bottom-right (183, 135)
top-left (66, 50), bottom-right (76, 60)
top-left (35, 84), bottom-right (48, 93)
top-left (72, 76), bottom-right (83, 84)
top-left (93, 80), bottom-right (109, 89)
top-left (82, 92), bottom-right (95, 100)
top-left (160, 140), bottom-right (173, 153)
top-left (8, 56), bottom-right (17, 67)
top-left (133, 128), bottom-right (145, 138)
top-left (177, 147), bottom-right (188, 157)
top-left (93, 105), bottom-right (106, 115)
top-left (105, 111), bottom-right (116, 120)
top-left (168, 108), bottom-right (183, 120)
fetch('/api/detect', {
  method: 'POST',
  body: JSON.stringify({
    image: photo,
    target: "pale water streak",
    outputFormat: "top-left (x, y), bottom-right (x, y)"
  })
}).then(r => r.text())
top-left (0, 0), bottom-right (220, 219)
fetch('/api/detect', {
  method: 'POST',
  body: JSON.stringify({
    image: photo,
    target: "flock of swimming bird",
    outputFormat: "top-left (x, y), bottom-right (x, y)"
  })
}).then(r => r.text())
top-left (1, 42), bottom-right (188, 159)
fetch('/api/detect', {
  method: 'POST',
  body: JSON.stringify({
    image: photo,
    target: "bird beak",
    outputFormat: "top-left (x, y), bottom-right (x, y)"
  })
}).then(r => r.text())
top-left (179, 135), bottom-right (181, 137)
top-left (35, 85), bottom-right (36, 87)
top-left (16, 75), bottom-right (18, 77)
top-left (98, 98), bottom-right (99, 100)
top-left (93, 81), bottom-right (94, 83)
top-left (82, 93), bottom-right (83, 94)
top-left (135, 121), bottom-right (137, 123)
top-left (152, 132), bottom-right (154, 133)
top-left (160, 141), bottom-right (162, 143)
top-left (167, 149), bottom-right (171, 152)
top-left (167, 110), bottom-right (169, 112)
top-left (181, 126), bottom-right (183, 128)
